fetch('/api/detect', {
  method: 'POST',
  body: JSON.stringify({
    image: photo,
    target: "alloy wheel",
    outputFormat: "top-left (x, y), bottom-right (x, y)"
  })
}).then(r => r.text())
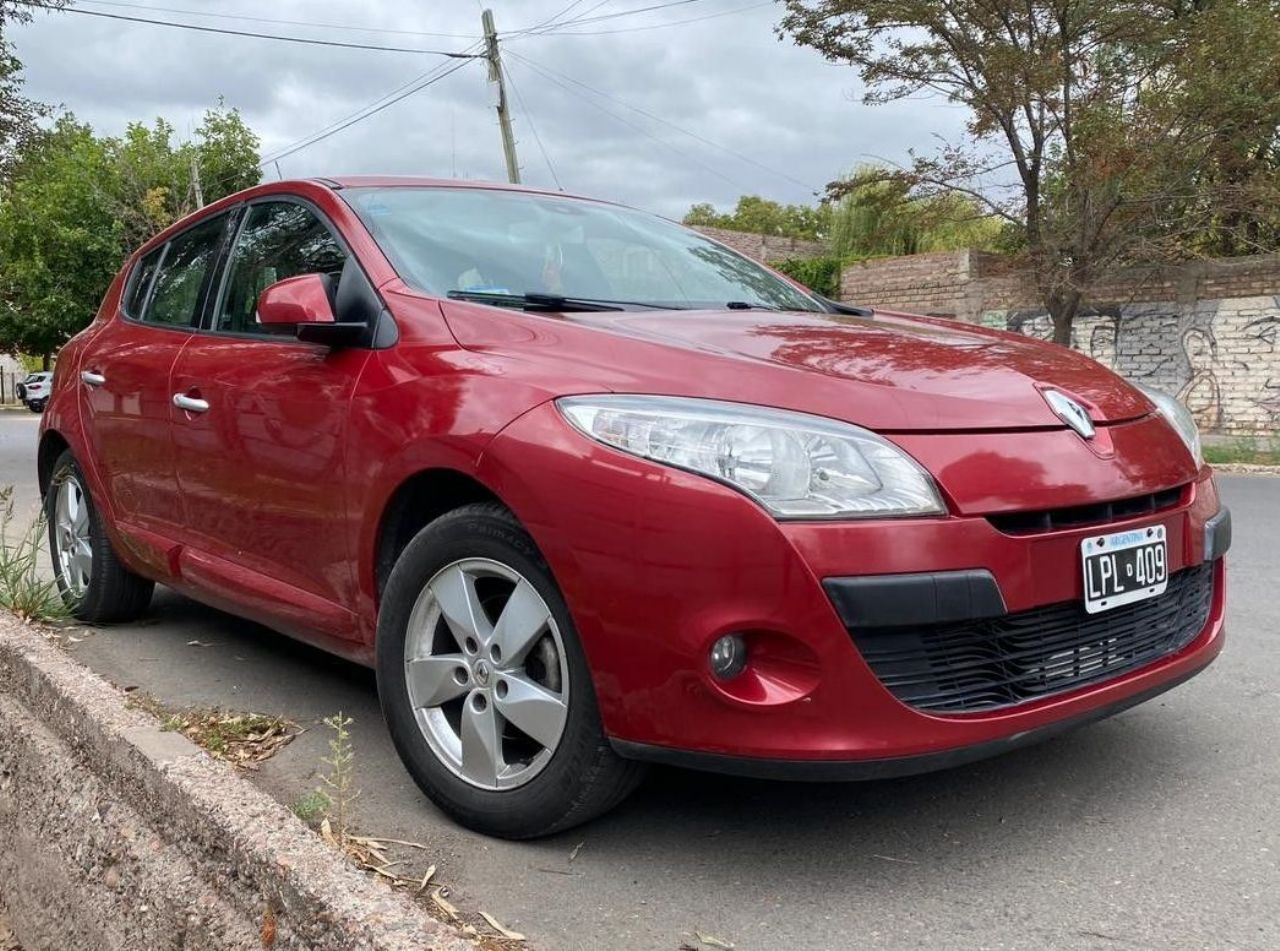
top-left (404, 557), bottom-right (570, 791)
top-left (53, 474), bottom-right (92, 598)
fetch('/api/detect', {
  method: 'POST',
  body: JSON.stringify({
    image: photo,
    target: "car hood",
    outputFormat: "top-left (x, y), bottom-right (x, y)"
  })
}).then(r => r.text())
top-left (438, 299), bottom-right (1152, 432)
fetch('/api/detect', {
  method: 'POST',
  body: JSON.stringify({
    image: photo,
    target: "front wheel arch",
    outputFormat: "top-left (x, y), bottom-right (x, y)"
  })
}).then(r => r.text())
top-left (371, 468), bottom-right (507, 606)
top-left (37, 430), bottom-right (70, 497)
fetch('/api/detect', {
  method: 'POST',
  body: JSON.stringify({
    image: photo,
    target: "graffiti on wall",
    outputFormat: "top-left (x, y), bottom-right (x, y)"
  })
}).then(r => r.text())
top-left (980, 297), bottom-right (1280, 436)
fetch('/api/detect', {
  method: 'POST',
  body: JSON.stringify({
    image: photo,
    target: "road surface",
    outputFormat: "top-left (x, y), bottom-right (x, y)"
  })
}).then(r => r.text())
top-left (2, 413), bottom-right (1275, 950)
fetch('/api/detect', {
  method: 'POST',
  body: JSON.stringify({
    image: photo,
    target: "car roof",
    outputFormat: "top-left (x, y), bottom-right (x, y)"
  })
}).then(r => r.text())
top-left (131, 176), bottom-right (622, 260)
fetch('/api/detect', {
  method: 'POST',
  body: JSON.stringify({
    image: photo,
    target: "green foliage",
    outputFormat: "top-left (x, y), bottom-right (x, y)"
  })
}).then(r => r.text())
top-left (770, 256), bottom-right (842, 297)
top-left (290, 789), bottom-right (333, 824)
top-left (684, 167), bottom-right (1003, 283)
top-left (0, 484), bottom-right (69, 623)
top-left (0, 104), bottom-right (261, 360)
top-left (0, 117), bottom-right (122, 361)
top-left (778, 0), bottom-right (1280, 344)
top-left (1202, 437), bottom-right (1280, 467)
top-left (112, 104), bottom-right (261, 249)
top-left (684, 194), bottom-right (832, 240)
top-left (827, 167), bottom-right (1003, 259)
top-left (0, 2), bottom-right (67, 185)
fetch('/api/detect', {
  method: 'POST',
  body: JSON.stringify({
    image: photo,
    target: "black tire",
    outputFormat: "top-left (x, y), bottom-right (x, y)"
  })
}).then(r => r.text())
top-left (46, 449), bottom-right (154, 622)
top-left (27, 401), bottom-right (43, 413)
top-left (376, 502), bottom-right (645, 839)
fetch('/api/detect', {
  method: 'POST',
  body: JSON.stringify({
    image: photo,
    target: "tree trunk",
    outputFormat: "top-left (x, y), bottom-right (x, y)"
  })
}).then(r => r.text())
top-left (1045, 290), bottom-right (1081, 348)
top-left (41, 352), bottom-right (50, 370)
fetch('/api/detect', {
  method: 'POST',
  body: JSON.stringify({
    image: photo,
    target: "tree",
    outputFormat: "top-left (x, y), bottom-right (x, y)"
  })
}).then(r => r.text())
top-left (684, 194), bottom-right (832, 239)
top-left (0, 117), bottom-right (121, 366)
top-left (778, 0), bottom-right (1280, 344)
top-left (0, 1), bottom-right (66, 185)
top-left (827, 166), bottom-right (1005, 259)
top-left (112, 104), bottom-right (261, 249)
top-left (0, 104), bottom-right (262, 363)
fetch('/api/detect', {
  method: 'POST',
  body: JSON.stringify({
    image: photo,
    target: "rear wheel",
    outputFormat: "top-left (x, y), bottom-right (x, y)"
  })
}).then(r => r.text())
top-left (376, 503), bottom-right (645, 838)
top-left (46, 450), bottom-right (154, 622)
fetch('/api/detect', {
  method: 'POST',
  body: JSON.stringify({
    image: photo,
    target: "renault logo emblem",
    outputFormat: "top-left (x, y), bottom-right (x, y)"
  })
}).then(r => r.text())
top-left (1043, 389), bottom-right (1095, 439)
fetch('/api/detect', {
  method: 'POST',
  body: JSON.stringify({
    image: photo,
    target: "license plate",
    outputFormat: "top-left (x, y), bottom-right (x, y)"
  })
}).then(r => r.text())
top-left (1081, 525), bottom-right (1168, 614)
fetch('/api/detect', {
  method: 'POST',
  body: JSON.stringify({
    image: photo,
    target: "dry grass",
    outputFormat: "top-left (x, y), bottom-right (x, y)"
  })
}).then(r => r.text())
top-left (128, 694), bottom-right (299, 769)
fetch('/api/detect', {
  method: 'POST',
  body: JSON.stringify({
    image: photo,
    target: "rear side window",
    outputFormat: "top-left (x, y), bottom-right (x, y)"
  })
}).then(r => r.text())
top-left (144, 214), bottom-right (229, 327)
top-left (124, 247), bottom-right (162, 318)
top-left (215, 201), bottom-right (347, 335)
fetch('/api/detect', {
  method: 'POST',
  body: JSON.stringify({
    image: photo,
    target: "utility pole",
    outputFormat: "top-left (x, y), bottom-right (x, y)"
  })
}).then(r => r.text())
top-left (190, 154), bottom-right (205, 208)
top-left (481, 9), bottom-right (520, 184)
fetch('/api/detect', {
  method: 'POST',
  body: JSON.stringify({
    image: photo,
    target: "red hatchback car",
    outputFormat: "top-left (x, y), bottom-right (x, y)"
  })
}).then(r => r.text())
top-left (39, 177), bottom-right (1230, 838)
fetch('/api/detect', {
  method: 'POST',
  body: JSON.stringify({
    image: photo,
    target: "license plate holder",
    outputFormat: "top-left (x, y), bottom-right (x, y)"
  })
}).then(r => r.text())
top-left (1081, 525), bottom-right (1169, 614)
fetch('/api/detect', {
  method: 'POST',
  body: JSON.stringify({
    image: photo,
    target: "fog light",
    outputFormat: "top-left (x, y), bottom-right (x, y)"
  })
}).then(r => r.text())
top-left (709, 634), bottom-right (748, 680)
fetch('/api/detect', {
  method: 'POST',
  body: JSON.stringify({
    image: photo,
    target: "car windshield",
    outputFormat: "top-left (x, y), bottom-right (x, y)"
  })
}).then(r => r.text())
top-left (344, 186), bottom-right (823, 313)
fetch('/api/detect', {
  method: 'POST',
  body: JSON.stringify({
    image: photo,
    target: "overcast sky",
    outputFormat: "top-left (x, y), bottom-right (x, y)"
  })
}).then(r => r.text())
top-left (9, 0), bottom-right (970, 218)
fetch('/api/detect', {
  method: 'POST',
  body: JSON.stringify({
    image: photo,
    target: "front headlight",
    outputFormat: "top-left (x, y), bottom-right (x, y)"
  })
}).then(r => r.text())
top-left (1135, 383), bottom-right (1202, 467)
top-left (556, 395), bottom-right (946, 519)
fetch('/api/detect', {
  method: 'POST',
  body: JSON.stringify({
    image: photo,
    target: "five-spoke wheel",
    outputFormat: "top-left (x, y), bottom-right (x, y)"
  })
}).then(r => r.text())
top-left (52, 473), bottom-right (92, 598)
top-left (405, 558), bottom-right (569, 790)
top-left (377, 503), bottom-right (645, 838)
top-left (45, 450), bottom-right (154, 622)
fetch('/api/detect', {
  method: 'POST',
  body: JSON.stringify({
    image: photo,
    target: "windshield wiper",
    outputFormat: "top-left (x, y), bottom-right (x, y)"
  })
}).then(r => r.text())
top-left (447, 290), bottom-right (630, 312)
top-left (724, 301), bottom-right (779, 311)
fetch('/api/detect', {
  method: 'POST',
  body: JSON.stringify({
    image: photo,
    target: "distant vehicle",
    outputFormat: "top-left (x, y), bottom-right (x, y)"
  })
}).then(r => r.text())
top-left (17, 371), bottom-right (52, 413)
top-left (37, 177), bottom-right (1229, 838)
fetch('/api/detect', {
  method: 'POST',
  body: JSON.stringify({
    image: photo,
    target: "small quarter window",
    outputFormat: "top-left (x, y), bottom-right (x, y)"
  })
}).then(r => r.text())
top-left (145, 214), bottom-right (229, 327)
top-left (124, 247), bottom-right (162, 318)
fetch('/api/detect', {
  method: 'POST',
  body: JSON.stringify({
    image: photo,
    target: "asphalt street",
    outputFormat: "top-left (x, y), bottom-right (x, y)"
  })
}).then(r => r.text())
top-left (1, 412), bottom-right (1275, 951)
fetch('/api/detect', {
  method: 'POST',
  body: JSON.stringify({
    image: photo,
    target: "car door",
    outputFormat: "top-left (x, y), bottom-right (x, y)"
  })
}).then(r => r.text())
top-left (79, 212), bottom-right (230, 576)
top-left (168, 198), bottom-right (371, 641)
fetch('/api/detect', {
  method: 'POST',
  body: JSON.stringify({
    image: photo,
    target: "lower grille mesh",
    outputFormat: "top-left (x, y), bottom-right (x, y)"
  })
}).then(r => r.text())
top-left (849, 563), bottom-right (1215, 713)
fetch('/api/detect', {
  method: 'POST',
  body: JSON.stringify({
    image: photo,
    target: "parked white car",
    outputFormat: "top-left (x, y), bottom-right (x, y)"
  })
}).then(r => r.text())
top-left (16, 372), bottom-right (52, 413)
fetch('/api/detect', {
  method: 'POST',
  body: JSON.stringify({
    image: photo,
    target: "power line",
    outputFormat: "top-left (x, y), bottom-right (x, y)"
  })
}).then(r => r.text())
top-left (523, 1), bottom-right (770, 36)
top-left (260, 55), bottom-right (479, 166)
top-left (509, 0), bottom-right (614, 35)
top-left (507, 49), bottom-right (819, 193)
top-left (502, 60), bottom-right (563, 190)
top-left (511, 53), bottom-right (752, 192)
top-left (511, 0), bottom-right (708, 33)
top-left (18, 3), bottom-right (483, 56)
top-left (522, 0), bottom-right (593, 34)
top-left (68, 0), bottom-right (484, 39)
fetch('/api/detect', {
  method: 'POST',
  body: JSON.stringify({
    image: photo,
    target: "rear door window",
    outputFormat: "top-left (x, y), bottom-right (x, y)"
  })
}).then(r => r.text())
top-left (143, 214), bottom-right (229, 327)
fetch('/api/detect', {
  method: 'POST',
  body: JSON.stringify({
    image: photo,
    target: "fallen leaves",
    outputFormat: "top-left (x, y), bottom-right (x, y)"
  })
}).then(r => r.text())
top-left (479, 911), bottom-right (527, 942)
top-left (312, 828), bottom-right (524, 948)
top-left (128, 694), bottom-right (299, 769)
top-left (693, 933), bottom-right (736, 950)
top-left (260, 907), bottom-right (277, 949)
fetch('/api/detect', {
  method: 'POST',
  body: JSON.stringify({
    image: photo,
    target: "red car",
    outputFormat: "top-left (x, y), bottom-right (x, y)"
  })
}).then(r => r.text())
top-left (39, 178), bottom-right (1230, 838)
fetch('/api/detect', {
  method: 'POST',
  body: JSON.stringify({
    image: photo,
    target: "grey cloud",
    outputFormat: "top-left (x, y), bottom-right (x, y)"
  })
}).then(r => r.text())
top-left (10, 0), bottom-right (970, 216)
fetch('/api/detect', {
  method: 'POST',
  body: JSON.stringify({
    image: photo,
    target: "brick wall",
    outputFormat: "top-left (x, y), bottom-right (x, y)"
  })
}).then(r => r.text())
top-left (840, 251), bottom-right (1280, 436)
top-left (691, 225), bottom-right (828, 263)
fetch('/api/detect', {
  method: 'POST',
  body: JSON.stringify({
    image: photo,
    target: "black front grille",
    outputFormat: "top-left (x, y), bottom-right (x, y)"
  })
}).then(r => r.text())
top-left (987, 486), bottom-right (1186, 536)
top-left (849, 563), bottom-right (1215, 713)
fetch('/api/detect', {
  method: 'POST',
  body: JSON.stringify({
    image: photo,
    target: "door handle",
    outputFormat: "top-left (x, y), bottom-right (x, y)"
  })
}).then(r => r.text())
top-left (80, 370), bottom-right (106, 387)
top-left (172, 393), bottom-right (210, 414)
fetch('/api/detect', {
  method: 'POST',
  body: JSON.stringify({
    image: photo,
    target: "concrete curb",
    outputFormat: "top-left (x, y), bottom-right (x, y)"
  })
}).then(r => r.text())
top-left (1210, 462), bottom-right (1280, 475)
top-left (0, 615), bottom-right (478, 951)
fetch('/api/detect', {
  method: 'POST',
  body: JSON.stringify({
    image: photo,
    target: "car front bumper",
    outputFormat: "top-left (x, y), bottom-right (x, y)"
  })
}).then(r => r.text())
top-left (479, 403), bottom-right (1227, 773)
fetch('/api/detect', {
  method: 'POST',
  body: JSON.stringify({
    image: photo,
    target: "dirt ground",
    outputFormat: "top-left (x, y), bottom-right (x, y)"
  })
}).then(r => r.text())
top-left (0, 911), bottom-right (19, 950)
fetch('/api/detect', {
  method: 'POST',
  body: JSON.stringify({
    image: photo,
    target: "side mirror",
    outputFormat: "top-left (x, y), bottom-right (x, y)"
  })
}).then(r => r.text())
top-left (256, 274), bottom-right (336, 329)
